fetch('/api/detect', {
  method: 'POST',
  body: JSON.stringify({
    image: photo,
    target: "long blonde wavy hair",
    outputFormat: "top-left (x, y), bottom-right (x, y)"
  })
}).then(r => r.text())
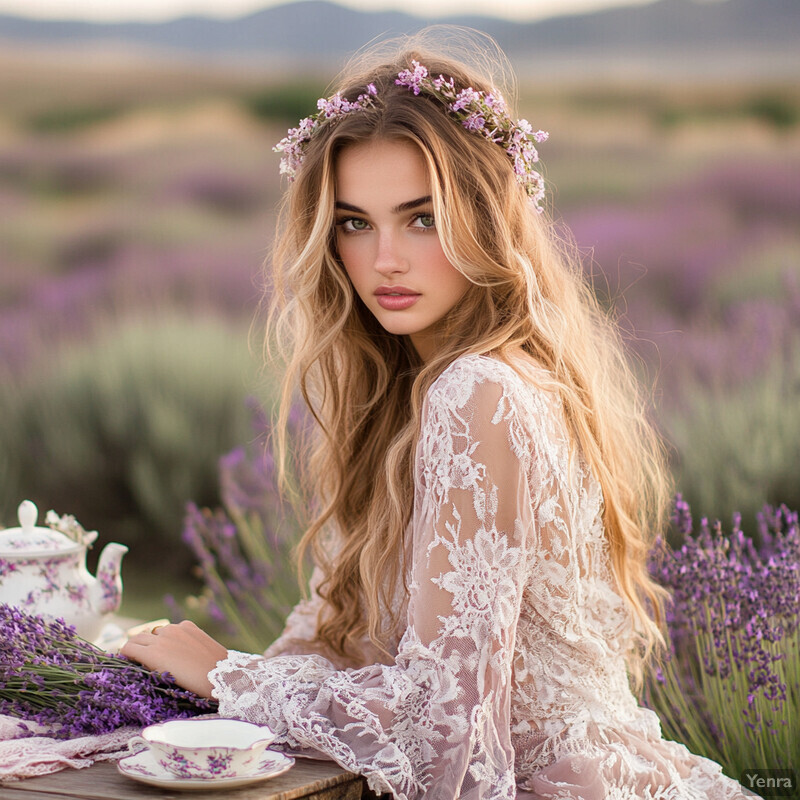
top-left (268, 29), bottom-right (670, 683)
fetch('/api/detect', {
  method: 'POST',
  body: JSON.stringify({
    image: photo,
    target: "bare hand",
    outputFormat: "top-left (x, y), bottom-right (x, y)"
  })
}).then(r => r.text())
top-left (120, 620), bottom-right (228, 699)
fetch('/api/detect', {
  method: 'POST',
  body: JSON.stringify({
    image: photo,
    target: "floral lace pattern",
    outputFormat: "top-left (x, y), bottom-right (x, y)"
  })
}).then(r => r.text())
top-left (209, 355), bottom-right (749, 799)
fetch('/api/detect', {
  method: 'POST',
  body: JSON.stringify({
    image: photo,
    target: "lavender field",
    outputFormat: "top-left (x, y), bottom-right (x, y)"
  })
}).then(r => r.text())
top-left (0, 49), bottom-right (798, 602)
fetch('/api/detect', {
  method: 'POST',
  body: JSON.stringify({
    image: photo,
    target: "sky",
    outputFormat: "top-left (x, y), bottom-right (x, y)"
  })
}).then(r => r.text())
top-left (0, 0), bottom-right (659, 23)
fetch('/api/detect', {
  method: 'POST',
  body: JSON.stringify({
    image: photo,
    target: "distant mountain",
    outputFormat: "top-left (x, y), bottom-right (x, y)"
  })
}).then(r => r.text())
top-left (0, 0), bottom-right (798, 70)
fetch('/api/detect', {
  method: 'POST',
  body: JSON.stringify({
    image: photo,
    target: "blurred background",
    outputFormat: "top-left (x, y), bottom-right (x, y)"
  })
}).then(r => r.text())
top-left (0, 0), bottom-right (798, 621)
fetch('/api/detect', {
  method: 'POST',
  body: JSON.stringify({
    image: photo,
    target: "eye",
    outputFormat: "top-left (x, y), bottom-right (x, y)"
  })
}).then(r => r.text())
top-left (411, 213), bottom-right (435, 230)
top-left (338, 217), bottom-right (370, 233)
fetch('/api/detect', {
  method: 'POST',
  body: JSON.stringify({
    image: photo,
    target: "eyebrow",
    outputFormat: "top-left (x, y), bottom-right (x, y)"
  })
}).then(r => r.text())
top-left (335, 195), bottom-right (432, 215)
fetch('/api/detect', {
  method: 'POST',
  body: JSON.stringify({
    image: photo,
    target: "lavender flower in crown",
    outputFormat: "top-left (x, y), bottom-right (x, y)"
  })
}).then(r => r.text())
top-left (273, 84), bottom-right (378, 181)
top-left (395, 61), bottom-right (549, 209)
top-left (0, 604), bottom-right (216, 739)
top-left (273, 62), bottom-right (548, 210)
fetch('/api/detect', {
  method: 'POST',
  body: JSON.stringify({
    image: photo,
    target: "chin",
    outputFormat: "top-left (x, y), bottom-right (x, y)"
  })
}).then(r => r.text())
top-left (379, 324), bottom-right (421, 337)
top-left (372, 315), bottom-right (423, 337)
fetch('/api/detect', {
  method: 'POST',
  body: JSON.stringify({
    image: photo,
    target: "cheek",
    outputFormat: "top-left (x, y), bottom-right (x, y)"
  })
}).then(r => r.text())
top-left (335, 235), bottom-right (361, 284)
top-left (336, 236), bottom-right (367, 275)
top-left (418, 236), bottom-right (455, 275)
top-left (427, 248), bottom-right (470, 294)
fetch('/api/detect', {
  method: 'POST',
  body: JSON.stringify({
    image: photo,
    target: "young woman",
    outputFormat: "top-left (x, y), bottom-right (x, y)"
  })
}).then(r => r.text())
top-left (122, 31), bottom-right (750, 800)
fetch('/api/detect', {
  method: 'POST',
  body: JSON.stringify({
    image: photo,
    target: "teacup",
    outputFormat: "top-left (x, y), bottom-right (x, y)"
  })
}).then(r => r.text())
top-left (127, 718), bottom-right (277, 780)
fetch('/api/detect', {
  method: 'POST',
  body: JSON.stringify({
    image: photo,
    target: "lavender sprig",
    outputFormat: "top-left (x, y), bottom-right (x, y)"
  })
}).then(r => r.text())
top-left (273, 83), bottom-right (378, 181)
top-left (0, 604), bottom-right (216, 739)
top-left (395, 61), bottom-right (549, 209)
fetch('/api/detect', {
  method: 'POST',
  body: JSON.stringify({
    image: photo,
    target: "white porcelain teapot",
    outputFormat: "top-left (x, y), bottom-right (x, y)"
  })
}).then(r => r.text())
top-left (0, 500), bottom-right (128, 642)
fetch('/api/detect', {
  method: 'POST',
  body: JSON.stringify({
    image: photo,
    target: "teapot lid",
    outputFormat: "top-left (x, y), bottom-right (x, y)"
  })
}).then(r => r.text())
top-left (0, 501), bottom-right (96, 558)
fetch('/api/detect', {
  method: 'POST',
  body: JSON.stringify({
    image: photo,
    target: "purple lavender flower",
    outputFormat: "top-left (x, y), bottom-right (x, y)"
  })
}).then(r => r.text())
top-left (173, 399), bottom-right (307, 651)
top-left (395, 61), bottom-right (429, 95)
top-left (451, 87), bottom-right (481, 112)
top-left (462, 113), bottom-right (487, 132)
top-left (0, 604), bottom-right (216, 739)
top-left (274, 90), bottom-right (377, 181)
top-left (277, 59), bottom-right (548, 208)
top-left (646, 498), bottom-right (799, 773)
top-left (399, 63), bottom-right (549, 207)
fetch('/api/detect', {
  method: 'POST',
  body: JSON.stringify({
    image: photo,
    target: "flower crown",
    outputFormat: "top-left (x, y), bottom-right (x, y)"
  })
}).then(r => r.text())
top-left (273, 60), bottom-right (549, 210)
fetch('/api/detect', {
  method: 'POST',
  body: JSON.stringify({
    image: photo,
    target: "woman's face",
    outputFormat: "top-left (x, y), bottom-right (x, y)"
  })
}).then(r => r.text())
top-left (334, 139), bottom-right (471, 363)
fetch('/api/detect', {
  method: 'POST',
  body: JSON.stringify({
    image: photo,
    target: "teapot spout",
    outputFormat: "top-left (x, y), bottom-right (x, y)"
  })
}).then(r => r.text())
top-left (91, 542), bottom-right (129, 615)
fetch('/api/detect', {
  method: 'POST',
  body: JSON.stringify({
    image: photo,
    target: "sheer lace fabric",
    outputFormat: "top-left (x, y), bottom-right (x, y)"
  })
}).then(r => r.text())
top-left (0, 714), bottom-right (135, 781)
top-left (209, 355), bottom-right (749, 799)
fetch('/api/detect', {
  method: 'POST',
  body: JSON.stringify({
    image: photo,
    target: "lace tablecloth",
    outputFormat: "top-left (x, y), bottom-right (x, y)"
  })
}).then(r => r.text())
top-left (0, 714), bottom-right (137, 782)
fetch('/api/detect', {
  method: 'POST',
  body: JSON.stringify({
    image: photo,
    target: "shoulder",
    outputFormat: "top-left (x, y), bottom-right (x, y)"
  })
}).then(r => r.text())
top-left (426, 353), bottom-right (555, 418)
top-left (422, 354), bottom-right (572, 461)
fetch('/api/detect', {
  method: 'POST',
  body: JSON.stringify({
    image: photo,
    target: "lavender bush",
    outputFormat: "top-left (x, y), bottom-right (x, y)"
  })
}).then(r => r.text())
top-left (0, 604), bottom-right (216, 739)
top-left (172, 400), bottom-right (307, 652)
top-left (646, 497), bottom-right (799, 777)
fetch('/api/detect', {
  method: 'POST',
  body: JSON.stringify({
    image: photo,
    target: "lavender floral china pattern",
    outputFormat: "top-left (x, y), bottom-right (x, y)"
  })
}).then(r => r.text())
top-left (0, 501), bottom-right (127, 641)
top-left (158, 748), bottom-right (235, 779)
top-left (0, 555), bottom-right (89, 609)
top-left (118, 748), bottom-right (294, 791)
top-left (127, 718), bottom-right (278, 781)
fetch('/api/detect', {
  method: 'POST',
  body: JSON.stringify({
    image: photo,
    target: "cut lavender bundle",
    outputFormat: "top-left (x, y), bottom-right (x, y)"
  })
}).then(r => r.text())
top-left (0, 604), bottom-right (216, 739)
top-left (645, 496), bottom-right (799, 777)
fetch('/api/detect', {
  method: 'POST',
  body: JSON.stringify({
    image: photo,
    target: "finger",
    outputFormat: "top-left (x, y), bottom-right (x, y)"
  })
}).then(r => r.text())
top-left (125, 619), bottom-right (170, 638)
top-left (136, 624), bottom-right (187, 644)
top-left (121, 631), bottom-right (156, 648)
top-left (120, 631), bottom-right (170, 658)
top-left (120, 638), bottom-right (149, 661)
top-left (120, 643), bottom-right (175, 674)
top-left (175, 620), bottom-right (209, 639)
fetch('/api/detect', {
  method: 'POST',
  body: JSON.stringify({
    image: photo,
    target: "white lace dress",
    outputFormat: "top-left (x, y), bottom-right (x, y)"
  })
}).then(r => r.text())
top-left (209, 354), bottom-right (749, 800)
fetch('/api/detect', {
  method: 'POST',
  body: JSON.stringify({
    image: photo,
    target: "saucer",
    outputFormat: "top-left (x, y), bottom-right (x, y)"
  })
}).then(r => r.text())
top-left (117, 747), bottom-right (294, 790)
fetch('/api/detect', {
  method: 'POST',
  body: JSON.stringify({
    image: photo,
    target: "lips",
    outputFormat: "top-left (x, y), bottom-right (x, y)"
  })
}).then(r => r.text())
top-left (374, 285), bottom-right (421, 311)
top-left (374, 285), bottom-right (420, 297)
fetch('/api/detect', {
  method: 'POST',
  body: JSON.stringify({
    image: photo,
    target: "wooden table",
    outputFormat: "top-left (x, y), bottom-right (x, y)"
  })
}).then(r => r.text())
top-left (0, 758), bottom-right (370, 799)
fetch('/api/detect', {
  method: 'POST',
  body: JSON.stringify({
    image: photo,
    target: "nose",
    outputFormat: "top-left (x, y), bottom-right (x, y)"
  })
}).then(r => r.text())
top-left (373, 230), bottom-right (408, 276)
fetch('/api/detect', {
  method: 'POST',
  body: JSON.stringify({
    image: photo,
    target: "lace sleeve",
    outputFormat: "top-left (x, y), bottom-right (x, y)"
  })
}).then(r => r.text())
top-left (209, 362), bottom-right (538, 800)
